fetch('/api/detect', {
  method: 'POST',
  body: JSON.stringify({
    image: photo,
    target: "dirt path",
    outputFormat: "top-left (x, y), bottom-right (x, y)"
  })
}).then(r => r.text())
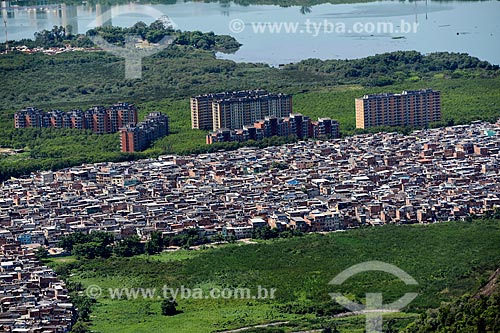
top-left (219, 321), bottom-right (290, 333)
top-left (474, 267), bottom-right (500, 298)
top-left (218, 309), bottom-right (400, 333)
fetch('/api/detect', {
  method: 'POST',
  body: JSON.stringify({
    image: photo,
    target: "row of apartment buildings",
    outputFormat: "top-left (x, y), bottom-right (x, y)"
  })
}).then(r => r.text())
top-left (0, 119), bottom-right (498, 251)
top-left (355, 89), bottom-right (442, 129)
top-left (0, 241), bottom-right (74, 332)
top-left (120, 112), bottom-right (170, 153)
top-left (14, 103), bottom-right (138, 134)
top-left (193, 88), bottom-right (441, 136)
top-left (206, 113), bottom-right (340, 144)
top-left (191, 89), bottom-right (293, 131)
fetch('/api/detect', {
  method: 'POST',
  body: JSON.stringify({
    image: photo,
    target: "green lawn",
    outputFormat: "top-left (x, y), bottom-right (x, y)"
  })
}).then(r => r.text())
top-left (43, 255), bottom-right (78, 269)
top-left (136, 249), bottom-right (204, 263)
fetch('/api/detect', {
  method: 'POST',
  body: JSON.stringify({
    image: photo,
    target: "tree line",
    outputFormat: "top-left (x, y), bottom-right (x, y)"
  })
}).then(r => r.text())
top-left (283, 51), bottom-right (500, 87)
top-left (57, 224), bottom-right (306, 260)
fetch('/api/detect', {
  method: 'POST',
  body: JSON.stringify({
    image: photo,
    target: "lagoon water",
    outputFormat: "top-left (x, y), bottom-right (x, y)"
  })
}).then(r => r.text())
top-left (0, 0), bottom-right (499, 65)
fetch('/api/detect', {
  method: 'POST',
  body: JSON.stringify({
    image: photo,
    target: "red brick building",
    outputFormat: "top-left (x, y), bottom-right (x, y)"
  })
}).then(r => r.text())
top-left (14, 103), bottom-right (138, 134)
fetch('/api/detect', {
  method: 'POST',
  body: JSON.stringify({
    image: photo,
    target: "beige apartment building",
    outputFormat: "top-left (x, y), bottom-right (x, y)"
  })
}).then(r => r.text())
top-left (355, 89), bottom-right (441, 129)
top-left (191, 90), bottom-right (292, 131)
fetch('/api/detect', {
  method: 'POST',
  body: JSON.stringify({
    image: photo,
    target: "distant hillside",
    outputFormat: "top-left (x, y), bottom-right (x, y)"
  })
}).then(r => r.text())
top-left (404, 269), bottom-right (500, 333)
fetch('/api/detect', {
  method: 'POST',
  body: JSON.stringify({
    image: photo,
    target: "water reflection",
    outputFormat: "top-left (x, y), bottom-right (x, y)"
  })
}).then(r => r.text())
top-left (1, 1), bottom-right (13, 20)
top-left (0, 0), bottom-right (498, 65)
top-left (0, 0), bottom-right (114, 38)
top-left (60, 3), bottom-right (78, 32)
top-left (95, 3), bottom-right (111, 26)
top-left (300, 6), bottom-right (312, 14)
top-left (220, 2), bottom-right (230, 16)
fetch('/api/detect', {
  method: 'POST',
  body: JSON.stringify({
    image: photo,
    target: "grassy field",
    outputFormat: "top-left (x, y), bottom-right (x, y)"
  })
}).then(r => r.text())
top-left (53, 220), bottom-right (500, 333)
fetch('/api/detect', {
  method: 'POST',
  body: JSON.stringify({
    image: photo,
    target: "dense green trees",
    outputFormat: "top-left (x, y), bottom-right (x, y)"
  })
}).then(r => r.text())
top-left (59, 231), bottom-right (150, 258)
top-left (283, 51), bottom-right (499, 86)
top-left (73, 242), bottom-right (112, 259)
top-left (404, 289), bottom-right (500, 332)
top-left (34, 26), bottom-right (68, 47)
top-left (161, 298), bottom-right (180, 316)
top-left (34, 247), bottom-right (49, 260)
top-left (69, 293), bottom-right (95, 333)
top-left (59, 231), bottom-right (114, 259)
top-left (86, 21), bottom-right (240, 51)
top-left (114, 236), bottom-right (145, 257)
top-left (145, 231), bottom-right (164, 255)
top-left (165, 228), bottom-right (209, 248)
top-left (252, 226), bottom-right (304, 240)
top-left (59, 231), bottom-right (115, 252)
top-left (174, 31), bottom-right (241, 53)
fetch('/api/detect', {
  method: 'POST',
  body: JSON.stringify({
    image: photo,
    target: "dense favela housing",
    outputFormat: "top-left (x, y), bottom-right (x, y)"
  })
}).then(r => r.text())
top-left (206, 113), bottom-right (340, 144)
top-left (0, 242), bottom-right (74, 332)
top-left (120, 112), bottom-right (170, 153)
top-left (0, 120), bottom-right (499, 248)
top-left (191, 89), bottom-right (293, 131)
top-left (355, 89), bottom-right (441, 129)
top-left (14, 103), bottom-right (138, 134)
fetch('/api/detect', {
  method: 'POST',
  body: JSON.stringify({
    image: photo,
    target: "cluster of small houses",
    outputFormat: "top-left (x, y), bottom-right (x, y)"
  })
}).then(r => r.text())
top-left (1, 119), bottom-right (500, 332)
top-left (3, 46), bottom-right (99, 55)
top-left (1, 118), bottom-right (500, 240)
top-left (0, 242), bottom-right (73, 333)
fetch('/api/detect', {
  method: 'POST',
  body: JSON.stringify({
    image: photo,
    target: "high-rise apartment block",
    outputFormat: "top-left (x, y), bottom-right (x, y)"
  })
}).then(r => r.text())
top-left (355, 89), bottom-right (441, 129)
top-left (191, 90), bottom-right (292, 131)
top-left (120, 112), bottom-right (169, 153)
top-left (206, 113), bottom-right (340, 144)
top-left (14, 103), bottom-right (138, 134)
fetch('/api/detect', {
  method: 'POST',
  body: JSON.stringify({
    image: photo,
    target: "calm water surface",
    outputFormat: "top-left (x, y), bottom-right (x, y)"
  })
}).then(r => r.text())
top-left (0, 0), bottom-right (499, 65)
